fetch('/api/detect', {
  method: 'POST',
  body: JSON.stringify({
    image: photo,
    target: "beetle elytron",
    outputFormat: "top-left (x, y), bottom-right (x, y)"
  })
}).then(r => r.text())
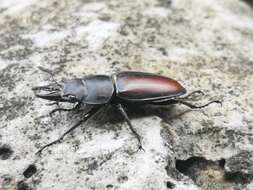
top-left (32, 70), bottom-right (221, 154)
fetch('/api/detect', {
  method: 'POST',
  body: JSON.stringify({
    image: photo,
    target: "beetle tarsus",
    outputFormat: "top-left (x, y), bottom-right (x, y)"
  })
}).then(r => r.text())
top-left (128, 145), bottom-right (145, 155)
top-left (150, 99), bottom-right (222, 109)
top-left (36, 138), bottom-right (63, 156)
top-left (36, 106), bottom-right (102, 155)
top-left (138, 145), bottom-right (145, 152)
top-left (189, 90), bottom-right (205, 96)
top-left (49, 108), bottom-right (73, 117)
top-left (49, 103), bottom-right (81, 116)
top-left (180, 90), bottom-right (205, 100)
top-left (116, 104), bottom-right (144, 152)
top-left (46, 102), bottom-right (59, 106)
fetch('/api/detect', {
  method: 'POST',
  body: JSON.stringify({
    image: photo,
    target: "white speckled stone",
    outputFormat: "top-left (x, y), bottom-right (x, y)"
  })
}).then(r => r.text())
top-left (0, 0), bottom-right (252, 189)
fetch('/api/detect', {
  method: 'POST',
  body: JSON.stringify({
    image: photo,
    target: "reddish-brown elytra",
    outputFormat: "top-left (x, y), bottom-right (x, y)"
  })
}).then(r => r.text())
top-left (33, 70), bottom-right (221, 155)
top-left (115, 72), bottom-right (186, 101)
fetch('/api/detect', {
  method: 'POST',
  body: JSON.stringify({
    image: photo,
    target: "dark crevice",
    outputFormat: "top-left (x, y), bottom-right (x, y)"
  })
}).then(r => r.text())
top-left (0, 145), bottom-right (13, 160)
top-left (175, 156), bottom-right (251, 189)
top-left (17, 181), bottom-right (33, 190)
top-left (242, 0), bottom-right (253, 7)
top-left (176, 157), bottom-right (215, 175)
top-left (23, 164), bottom-right (37, 178)
top-left (225, 171), bottom-right (253, 184)
top-left (224, 151), bottom-right (253, 184)
top-left (166, 181), bottom-right (175, 189)
top-left (219, 158), bottom-right (226, 168)
top-left (1, 174), bottom-right (15, 188)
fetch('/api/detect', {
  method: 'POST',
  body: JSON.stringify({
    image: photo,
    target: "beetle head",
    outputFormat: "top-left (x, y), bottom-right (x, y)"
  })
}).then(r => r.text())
top-left (32, 79), bottom-right (88, 103)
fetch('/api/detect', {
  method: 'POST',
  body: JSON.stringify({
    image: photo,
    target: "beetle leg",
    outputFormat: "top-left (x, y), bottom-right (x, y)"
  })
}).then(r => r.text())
top-left (46, 102), bottom-right (59, 106)
top-left (174, 99), bottom-right (222, 109)
top-left (151, 99), bottom-right (222, 109)
top-left (116, 104), bottom-right (145, 152)
top-left (180, 90), bottom-right (205, 100)
top-left (49, 103), bottom-right (81, 116)
top-left (36, 106), bottom-right (102, 155)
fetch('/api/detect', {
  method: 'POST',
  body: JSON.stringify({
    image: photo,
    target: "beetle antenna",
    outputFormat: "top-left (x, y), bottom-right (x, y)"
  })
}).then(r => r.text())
top-left (38, 66), bottom-right (62, 87)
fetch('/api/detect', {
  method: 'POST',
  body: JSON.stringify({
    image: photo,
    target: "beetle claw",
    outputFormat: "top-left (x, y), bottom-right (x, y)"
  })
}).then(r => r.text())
top-left (128, 145), bottom-right (145, 155)
top-left (196, 90), bottom-right (205, 96)
top-left (182, 90), bottom-right (205, 101)
top-left (214, 100), bottom-right (222, 107)
top-left (35, 138), bottom-right (63, 155)
top-left (49, 108), bottom-right (61, 116)
top-left (138, 145), bottom-right (145, 152)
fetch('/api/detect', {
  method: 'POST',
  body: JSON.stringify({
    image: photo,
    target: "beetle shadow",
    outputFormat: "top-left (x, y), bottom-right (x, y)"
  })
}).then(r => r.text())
top-left (95, 104), bottom-right (192, 129)
top-left (125, 105), bottom-right (192, 123)
top-left (43, 104), bottom-right (192, 133)
top-left (38, 102), bottom-right (193, 126)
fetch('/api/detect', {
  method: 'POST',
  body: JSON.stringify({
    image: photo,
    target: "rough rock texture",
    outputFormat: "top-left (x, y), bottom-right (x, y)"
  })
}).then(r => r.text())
top-left (0, 0), bottom-right (253, 189)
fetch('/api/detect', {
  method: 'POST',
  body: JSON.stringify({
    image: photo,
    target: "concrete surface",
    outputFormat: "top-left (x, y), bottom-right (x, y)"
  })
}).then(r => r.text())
top-left (0, 0), bottom-right (253, 189)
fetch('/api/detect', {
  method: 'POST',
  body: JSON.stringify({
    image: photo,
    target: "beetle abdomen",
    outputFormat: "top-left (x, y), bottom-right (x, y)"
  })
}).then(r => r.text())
top-left (115, 72), bottom-right (186, 102)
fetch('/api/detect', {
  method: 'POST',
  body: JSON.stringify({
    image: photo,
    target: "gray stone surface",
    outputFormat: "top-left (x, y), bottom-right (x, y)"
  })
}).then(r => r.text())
top-left (0, 0), bottom-right (253, 189)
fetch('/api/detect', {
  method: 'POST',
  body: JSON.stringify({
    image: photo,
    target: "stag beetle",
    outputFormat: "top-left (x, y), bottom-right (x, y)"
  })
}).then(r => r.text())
top-left (32, 68), bottom-right (221, 154)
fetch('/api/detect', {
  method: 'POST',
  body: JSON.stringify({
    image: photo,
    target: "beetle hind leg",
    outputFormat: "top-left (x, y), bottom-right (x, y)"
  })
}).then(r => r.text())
top-left (116, 104), bottom-right (144, 152)
top-left (151, 99), bottom-right (222, 109)
top-left (175, 99), bottom-right (222, 109)
top-left (149, 98), bottom-right (222, 109)
top-left (180, 90), bottom-right (205, 100)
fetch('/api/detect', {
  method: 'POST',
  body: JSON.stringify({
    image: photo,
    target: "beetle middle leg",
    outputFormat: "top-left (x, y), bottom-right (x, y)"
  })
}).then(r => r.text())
top-left (36, 105), bottom-right (102, 155)
top-left (116, 104), bottom-right (144, 152)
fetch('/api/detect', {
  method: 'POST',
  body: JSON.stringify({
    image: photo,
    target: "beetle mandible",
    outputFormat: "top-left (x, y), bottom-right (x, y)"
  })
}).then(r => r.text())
top-left (32, 69), bottom-right (221, 155)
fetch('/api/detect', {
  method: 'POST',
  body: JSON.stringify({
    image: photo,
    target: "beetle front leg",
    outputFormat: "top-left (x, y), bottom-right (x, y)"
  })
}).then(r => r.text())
top-left (36, 105), bottom-right (102, 155)
top-left (49, 103), bottom-right (81, 116)
top-left (46, 102), bottom-right (59, 106)
top-left (116, 104), bottom-right (144, 152)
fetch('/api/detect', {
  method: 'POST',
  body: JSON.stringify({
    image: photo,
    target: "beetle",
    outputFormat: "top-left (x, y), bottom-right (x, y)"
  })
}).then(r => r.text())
top-left (32, 69), bottom-right (221, 155)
